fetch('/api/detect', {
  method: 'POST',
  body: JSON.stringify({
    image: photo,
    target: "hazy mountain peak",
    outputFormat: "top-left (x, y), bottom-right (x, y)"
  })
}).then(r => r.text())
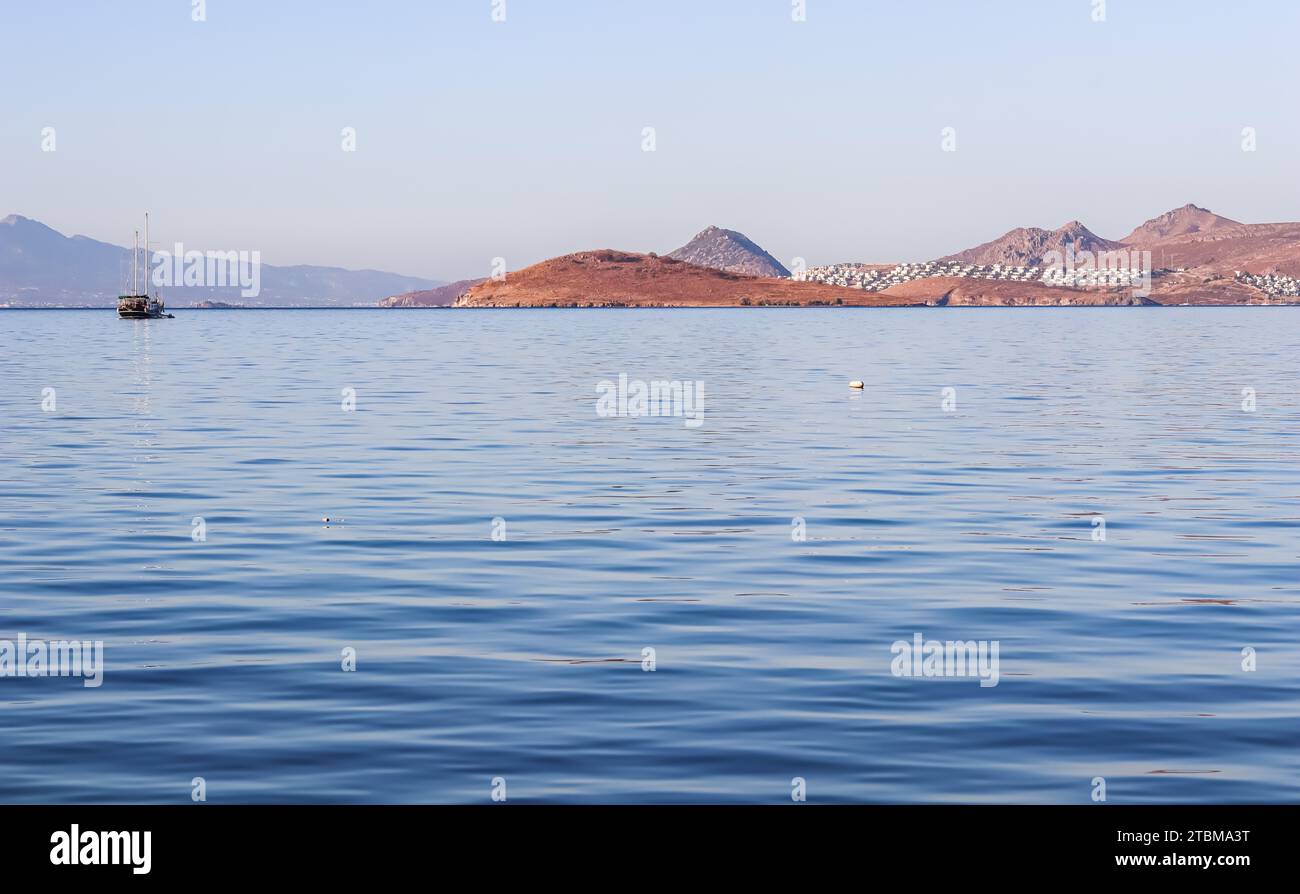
top-left (666, 226), bottom-right (790, 278)
top-left (942, 219), bottom-right (1122, 267)
top-left (1121, 204), bottom-right (1240, 243)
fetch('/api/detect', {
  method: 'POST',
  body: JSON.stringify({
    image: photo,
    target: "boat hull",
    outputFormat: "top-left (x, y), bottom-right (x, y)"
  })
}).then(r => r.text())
top-left (117, 294), bottom-right (171, 319)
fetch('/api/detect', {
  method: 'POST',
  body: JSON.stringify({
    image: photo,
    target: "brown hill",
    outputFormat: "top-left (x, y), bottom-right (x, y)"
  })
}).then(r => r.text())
top-left (380, 278), bottom-right (485, 307)
top-left (937, 203), bottom-right (1300, 287)
top-left (452, 250), bottom-right (916, 307)
top-left (665, 226), bottom-right (791, 277)
top-left (1120, 204), bottom-right (1239, 243)
top-left (1141, 223), bottom-right (1300, 277)
top-left (941, 221), bottom-right (1124, 267)
top-left (1117, 206), bottom-right (1300, 277)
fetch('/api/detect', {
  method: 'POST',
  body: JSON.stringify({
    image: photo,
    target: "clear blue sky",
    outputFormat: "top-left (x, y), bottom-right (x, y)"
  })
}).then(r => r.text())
top-left (2, 0), bottom-right (1297, 280)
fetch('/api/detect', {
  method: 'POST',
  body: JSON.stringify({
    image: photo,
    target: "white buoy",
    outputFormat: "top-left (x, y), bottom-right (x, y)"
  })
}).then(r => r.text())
top-left (849, 381), bottom-right (865, 389)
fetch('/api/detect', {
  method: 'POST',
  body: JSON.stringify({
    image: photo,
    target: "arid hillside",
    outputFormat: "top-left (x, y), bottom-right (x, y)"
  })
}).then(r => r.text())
top-left (452, 250), bottom-right (919, 307)
top-left (940, 221), bottom-right (1124, 267)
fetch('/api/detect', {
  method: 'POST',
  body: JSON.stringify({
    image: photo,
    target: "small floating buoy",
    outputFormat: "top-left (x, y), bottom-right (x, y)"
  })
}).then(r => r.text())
top-left (849, 381), bottom-right (865, 389)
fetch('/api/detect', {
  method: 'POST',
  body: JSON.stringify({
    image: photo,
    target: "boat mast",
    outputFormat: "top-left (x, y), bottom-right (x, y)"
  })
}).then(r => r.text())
top-left (144, 212), bottom-right (150, 297)
top-left (133, 229), bottom-right (139, 294)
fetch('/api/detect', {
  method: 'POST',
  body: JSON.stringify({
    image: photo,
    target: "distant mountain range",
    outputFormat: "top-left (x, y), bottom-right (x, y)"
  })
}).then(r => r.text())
top-left (940, 220), bottom-right (1125, 267)
top-left (939, 204), bottom-right (1260, 269)
top-left (435, 206), bottom-right (1300, 308)
top-left (667, 226), bottom-right (791, 278)
top-left (0, 215), bottom-right (439, 307)
top-left (11, 206), bottom-right (1298, 310)
top-left (934, 204), bottom-right (1300, 293)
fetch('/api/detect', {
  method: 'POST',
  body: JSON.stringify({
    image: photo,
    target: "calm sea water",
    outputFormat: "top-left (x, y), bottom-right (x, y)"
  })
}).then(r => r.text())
top-left (1, 307), bottom-right (1298, 804)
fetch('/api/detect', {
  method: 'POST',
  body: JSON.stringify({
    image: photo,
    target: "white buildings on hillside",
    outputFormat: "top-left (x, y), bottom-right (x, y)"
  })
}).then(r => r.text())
top-left (796, 260), bottom-right (1145, 292)
top-left (1235, 270), bottom-right (1300, 298)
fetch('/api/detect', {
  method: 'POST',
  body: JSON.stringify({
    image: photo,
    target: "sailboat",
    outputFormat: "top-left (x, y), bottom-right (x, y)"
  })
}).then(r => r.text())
top-left (117, 213), bottom-right (173, 319)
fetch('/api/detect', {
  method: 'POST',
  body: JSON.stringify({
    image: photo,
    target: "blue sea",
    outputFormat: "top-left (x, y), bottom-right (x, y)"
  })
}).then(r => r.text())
top-left (1, 307), bottom-right (1297, 803)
